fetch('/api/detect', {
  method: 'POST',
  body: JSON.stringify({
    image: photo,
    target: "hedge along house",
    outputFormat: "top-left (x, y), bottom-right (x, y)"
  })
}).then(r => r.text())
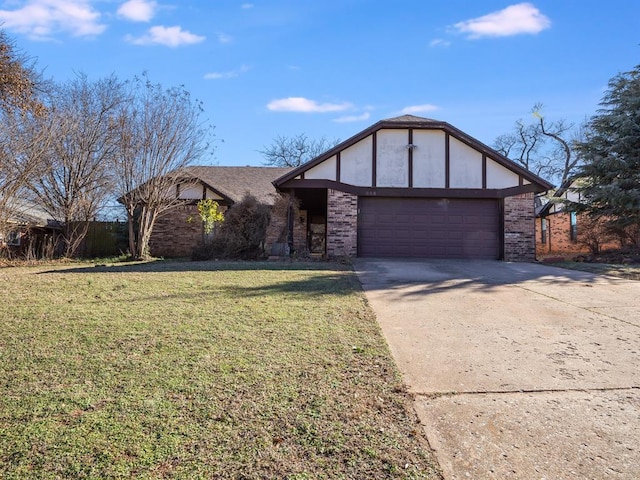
top-left (273, 115), bottom-right (553, 261)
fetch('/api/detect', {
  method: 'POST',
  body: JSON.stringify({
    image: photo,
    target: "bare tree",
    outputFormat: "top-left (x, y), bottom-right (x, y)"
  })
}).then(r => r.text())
top-left (260, 133), bottom-right (339, 167)
top-left (494, 103), bottom-right (582, 185)
top-left (0, 29), bottom-right (47, 249)
top-left (493, 119), bottom-right (541, 173)
top-left (114, 75), bottom-right (214, 260)
top-left (0, 109), bottom-right (51, 234)
top-left (26, 74), bottom-right (127, 257)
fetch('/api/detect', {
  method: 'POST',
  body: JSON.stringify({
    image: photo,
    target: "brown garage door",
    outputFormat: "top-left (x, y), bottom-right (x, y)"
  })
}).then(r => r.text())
top-left (358, 197), bottom-right (500, 259)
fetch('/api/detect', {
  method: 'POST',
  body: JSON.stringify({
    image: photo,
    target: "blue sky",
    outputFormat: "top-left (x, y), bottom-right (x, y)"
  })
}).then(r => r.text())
top-left (1, 0), bottom-right (638, 167)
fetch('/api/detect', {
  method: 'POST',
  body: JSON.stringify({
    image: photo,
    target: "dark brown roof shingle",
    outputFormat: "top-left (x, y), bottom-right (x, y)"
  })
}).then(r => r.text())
top-left (183, 166), bottom-right (293, 205)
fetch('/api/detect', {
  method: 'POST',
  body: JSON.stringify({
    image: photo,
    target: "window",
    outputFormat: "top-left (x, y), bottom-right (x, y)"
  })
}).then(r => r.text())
top-left (7, 230), bottom-right (21, 246)
top-left (540, 217), bottom-right (547, 244)
top-left (570, 212), bottom-right (578, 242)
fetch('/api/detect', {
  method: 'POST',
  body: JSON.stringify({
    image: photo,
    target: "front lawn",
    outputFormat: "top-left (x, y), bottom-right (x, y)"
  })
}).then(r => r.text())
top-left (0, 260), bottom-right (440, 479)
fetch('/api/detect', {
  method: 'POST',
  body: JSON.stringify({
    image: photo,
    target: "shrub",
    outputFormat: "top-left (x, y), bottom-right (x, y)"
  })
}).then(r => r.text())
top-left (578, 216), bottom-right (614, 255)
top-left (193, 194), bottom-right (270, 260)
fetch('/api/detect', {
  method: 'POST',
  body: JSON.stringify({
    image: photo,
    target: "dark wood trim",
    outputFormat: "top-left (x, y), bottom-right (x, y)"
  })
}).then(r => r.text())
top-left (356, 196), bottom-right (362, 256)
top-left (498, 198), bottom-right (505, 260)
top-left (372, 131), bottom-right (377, 187)
top-left (445, 132), bottom-right (450, 189)
top-left (198, 181), bottom-right (235, 205)
top-left (441, 122), bottom-right (553, 190)
top-left (273, 119), bottom-right (554, 191)
top-left (279, 179), bottom-right (543, 198)
top-left (408, 129), bottom-right (414, 188)
top-left (482, 154), bottom-right (487, 189)
top-left (519, 175), bottom-right (524, 186)
top-left (202, 184), bottom-right (206, 200)
top-left (301, 171), bottom-right (305, 180)
top-left (336, 152), bottom-right (341, 183)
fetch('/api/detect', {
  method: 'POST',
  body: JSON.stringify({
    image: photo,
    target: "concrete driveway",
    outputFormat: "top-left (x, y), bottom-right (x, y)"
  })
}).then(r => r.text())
top-left (354, 259), bottom-right (640, 479)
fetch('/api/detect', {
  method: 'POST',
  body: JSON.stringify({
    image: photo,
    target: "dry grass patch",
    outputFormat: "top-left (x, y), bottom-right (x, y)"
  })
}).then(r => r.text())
top-left (557, 261), bottom-right (640, 281)
top-left (0, 260), bottom-right (441, 479)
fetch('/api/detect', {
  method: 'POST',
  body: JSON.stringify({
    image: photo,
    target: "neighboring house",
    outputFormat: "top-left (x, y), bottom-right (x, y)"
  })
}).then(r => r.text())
top-left (535, 179), bottom-right (618, 258)
top-left (273, 115), bottom-right (553, 261)
top-left (149, 166), bottom-right (292, 257)
top-left (1, 201), bottom-right (60, 258)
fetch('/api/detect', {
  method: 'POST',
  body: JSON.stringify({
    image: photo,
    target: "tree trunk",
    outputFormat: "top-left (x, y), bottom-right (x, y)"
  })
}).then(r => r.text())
top-left (135, 206), bottom-right (157, 260)
top-left (126, 207), bottom-right (136, 259)
top-left (62, 220), bottom-right (90, 258)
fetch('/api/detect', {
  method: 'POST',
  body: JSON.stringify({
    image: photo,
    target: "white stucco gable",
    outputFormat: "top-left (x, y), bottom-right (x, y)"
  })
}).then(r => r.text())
top-left (274, 115), bottom-right (553, 195)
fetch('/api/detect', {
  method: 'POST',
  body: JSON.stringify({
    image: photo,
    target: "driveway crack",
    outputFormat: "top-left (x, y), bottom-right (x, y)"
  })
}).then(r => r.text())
top-left (413, 385), bottom-right (640, 399)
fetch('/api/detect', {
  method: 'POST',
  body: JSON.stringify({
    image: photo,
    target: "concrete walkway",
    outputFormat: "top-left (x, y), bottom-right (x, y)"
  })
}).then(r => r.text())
top-left (354, 259), bottom-right (640, 479)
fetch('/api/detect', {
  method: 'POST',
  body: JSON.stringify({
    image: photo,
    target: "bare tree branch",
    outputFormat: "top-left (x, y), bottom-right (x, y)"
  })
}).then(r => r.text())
top-left (113, 74), bottom-right (215, 260)
top-left (260, 134), bottom-right (339, 167)
top-left (494, 103), bottom-right (582, 185)
top-left (25, 73), bottom-right (127, 257)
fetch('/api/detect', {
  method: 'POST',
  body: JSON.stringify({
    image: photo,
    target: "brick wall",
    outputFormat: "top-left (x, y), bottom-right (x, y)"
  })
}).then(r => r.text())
top-left (536, 213), bottom-right (577, 257)
top-left (293, 210), bottom-right (308, 254)
top-left (503, 192), bottom-right (535, 262)
top-left (264, 210), bottom-right (287, 255)
top-left (326, 189), bottom-right (358, 257)
top-left (149, 204), bottom-right (203, 258)
top-left (264, 207), bottom-right (307, 256)
top-left (536, 212), bottom-right (618, 258)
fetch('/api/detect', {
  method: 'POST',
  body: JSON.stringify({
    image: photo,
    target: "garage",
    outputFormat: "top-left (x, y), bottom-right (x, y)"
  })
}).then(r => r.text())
top-left (273, 115), bottom-right (553, 261)
top-left (358, 197), bottom-right (500, 259)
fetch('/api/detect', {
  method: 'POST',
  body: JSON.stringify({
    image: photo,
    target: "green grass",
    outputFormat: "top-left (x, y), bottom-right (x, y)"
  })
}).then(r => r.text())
top-left (0, 260), bottom-right (440, 479)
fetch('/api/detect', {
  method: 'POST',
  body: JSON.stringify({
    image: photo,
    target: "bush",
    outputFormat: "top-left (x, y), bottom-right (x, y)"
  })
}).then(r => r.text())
top-left (578, 216), bottom-right (614, 255)
top-left (192, 194), bottom-right (271, 260)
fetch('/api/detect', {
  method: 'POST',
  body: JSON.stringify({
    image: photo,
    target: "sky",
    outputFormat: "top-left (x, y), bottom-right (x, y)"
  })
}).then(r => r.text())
top-left (1, 0), bottom-right (639, 168)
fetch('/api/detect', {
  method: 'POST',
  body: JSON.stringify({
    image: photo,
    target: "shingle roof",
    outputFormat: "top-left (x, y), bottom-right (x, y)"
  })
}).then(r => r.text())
top-left (382, 114), bottom-right (439, 123)
top-left (183, 166), bottom-right (293, 205)
top-left (5, 199), bottom-right (56, 227)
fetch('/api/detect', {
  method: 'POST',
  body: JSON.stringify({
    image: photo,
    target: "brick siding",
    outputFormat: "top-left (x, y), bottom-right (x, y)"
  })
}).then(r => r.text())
top-left (536, 212), bottom-right (619, 258)
top-left (503, 192), bottom-right (535, 262)
top-left (264, 208), bottom-right (307, 256)
top-left (149, 204), bottom-right (203, 258)
top-left (326, 189), bottom-right (358, 257)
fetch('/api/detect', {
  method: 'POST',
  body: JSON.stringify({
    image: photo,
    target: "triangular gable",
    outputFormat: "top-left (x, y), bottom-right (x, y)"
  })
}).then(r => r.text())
top-left (274, 116), bottom-right (553, 195)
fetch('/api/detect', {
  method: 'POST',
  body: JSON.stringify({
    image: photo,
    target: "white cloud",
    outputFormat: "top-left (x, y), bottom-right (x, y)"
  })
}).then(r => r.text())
top-left (401, 104), bottom-right (439, 115)
top-left (117, 0), bottom-right (157, 22)
top-left (204, 65), bottom-right (250, 80)
top-left (453, 3), bottom-right (550, 39)
top-left (267, 97), bottom-right (352, 113)
top-left (126, 25), bottom-right (205, 47)
top-left (0, 0), bottom-right (106, 40)
top-left (333, 112), bottom-right (371, 123)
top-left (241, 3), bottom-right (254, 9)
top-left (217, 32), bottom-right (232, 44)
top-left (429, 38), bottom-right (451, 48)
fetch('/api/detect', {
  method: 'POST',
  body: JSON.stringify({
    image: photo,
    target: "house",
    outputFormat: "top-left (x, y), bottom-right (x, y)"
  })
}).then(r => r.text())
top-left (535, 178), bottom-right (619, 258)
top-left (273, 115), bottom-right (553, 261)
top-left (149, 166), bottom-right (292, 257)
top-left (0, 201), bottom-right (60, 259)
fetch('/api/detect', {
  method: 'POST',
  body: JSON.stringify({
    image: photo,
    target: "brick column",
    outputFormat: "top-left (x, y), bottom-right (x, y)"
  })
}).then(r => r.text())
top-left (326, 189), bottom-right (358, 257)
top-left (503, 192), bottom-right (535, 262)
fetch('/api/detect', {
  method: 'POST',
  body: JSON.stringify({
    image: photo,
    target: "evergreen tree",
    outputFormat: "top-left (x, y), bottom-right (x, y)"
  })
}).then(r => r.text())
top-left (574, 64), bottom-right (640, 247)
